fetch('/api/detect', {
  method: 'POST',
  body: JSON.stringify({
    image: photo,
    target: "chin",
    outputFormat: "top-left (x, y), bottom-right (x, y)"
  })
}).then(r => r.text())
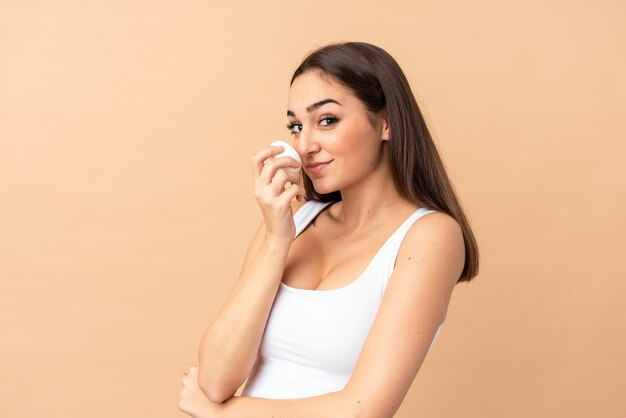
top-left (311, 179), bottom-right (341, 196)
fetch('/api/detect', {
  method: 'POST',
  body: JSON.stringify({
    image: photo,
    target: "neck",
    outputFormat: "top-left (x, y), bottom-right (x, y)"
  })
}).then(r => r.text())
top-left (330, 153), bottom-right (416, 232)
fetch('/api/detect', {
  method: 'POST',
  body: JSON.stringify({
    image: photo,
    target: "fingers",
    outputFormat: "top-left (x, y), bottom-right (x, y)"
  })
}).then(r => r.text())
top-left (259, 157), bottom-right (301, 187)
top-left (254, 156), bottom-right (302, 206)
top-left (182, 365), bottom-right (198, 376)
top-left (251, 145), bottom-right (285, 179)
top-left (181, 366), bottom-right (199, 390)
top-left (277, 183), bottom-right (305, 206)
top-left (178, 366), bottom-right (203, 416)
top-left (252, 146), bottom-right (301, 183)
top-left (267, 169), bottom-right (293, 196)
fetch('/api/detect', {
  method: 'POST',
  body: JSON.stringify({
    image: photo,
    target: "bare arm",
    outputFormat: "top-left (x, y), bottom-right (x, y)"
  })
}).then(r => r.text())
top-left (197, 224), bottom-right (290, 403)
top-left (197, 145), bottom-right (304, 403)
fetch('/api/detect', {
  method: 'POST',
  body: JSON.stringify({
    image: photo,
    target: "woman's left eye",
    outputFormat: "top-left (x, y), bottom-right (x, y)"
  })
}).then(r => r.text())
top-left (320, 116), bottom-right (338, 126)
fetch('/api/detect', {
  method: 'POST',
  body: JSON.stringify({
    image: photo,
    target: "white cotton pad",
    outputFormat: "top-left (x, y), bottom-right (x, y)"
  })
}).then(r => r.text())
top-left (270, 140), bottom-right (301, 173)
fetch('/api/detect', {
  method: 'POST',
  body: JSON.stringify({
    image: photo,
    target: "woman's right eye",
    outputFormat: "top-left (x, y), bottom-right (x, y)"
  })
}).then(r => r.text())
top-left (285, 122), bottom-right (302, 135)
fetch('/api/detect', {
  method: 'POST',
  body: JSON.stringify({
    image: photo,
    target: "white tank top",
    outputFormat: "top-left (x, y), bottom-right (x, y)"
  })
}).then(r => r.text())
top-left (241, 200), bottom-right (445, 399)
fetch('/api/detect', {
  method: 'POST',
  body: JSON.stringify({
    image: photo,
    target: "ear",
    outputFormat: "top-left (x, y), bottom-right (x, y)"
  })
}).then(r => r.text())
top-left (381, 110), bottom-right (391, 142)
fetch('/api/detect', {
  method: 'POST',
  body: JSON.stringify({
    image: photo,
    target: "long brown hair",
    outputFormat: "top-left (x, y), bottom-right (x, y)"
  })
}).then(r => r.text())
top-left (290, 41), bottom-right (479, 283)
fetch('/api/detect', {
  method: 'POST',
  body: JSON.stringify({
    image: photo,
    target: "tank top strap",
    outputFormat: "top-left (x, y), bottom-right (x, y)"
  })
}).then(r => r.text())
top-left (378, 207), bottom-right (439, 292)
top-left (293, 200), bottom-right (335, 238)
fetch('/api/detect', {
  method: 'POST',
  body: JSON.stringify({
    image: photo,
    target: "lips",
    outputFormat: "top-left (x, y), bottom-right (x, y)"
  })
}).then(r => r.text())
top-left (306, 161), bottom-right (331, 168)
top-left (306, 160), bottom-right (332, 175)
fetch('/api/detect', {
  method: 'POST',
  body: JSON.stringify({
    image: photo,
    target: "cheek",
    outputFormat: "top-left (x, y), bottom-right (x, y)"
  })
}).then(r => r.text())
top-left (345, 132), bottom-right (381, 165)
top-left (331, 126), bottom-right (372, 154)
top-left (335, 143), bottom-right (380, 179)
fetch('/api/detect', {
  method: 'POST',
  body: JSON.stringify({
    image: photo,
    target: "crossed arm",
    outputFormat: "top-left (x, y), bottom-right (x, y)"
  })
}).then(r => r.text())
top-left (180, 211), bottom-right (465, 418)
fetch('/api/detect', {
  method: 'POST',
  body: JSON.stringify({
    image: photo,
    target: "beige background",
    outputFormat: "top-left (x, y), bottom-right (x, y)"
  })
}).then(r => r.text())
top-left (1, 1), bottom-right (624, 417)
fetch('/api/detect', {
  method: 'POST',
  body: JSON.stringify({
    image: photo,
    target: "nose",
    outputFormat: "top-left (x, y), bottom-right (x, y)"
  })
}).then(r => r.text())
top-left (293, 128), bottom-right (321, 162)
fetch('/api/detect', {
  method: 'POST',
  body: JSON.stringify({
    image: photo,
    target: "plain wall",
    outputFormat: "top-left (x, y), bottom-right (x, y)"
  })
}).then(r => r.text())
top-left (1, 1), bottom-right (624, 417)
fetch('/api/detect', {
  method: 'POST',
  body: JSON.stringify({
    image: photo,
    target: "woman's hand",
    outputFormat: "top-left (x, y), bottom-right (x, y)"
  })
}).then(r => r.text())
top-left (178, 366), bottom-right (224, 418)
top-left (251, 144), bottom-right (304, 241)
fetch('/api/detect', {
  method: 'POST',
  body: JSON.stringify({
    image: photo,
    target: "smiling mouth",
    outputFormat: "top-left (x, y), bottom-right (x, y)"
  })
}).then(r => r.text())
top-left (306, 161), bottom-right (332, 175)
top-left (307, 161), bottom-right (331, 168)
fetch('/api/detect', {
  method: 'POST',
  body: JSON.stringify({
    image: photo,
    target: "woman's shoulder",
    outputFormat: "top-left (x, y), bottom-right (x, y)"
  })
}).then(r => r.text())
top-left (398, 210), bottom-right (465, 278)
top-left (407, 210), bottom-right (462, 241)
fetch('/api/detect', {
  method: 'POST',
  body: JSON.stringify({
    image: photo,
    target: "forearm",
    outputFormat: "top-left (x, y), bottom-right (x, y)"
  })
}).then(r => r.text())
top-left (198, 236), bottom-right (291, 400)
top-left (220, 390), bottom-right (361, 418)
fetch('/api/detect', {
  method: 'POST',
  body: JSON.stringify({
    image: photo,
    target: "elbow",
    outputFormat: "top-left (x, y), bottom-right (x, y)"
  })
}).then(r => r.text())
top-left (197, 368), bottom-right (238, 404)
top-left (202, 388), bottom-right (232, 405)
top-left (198, 379), bottom-right (234, 404)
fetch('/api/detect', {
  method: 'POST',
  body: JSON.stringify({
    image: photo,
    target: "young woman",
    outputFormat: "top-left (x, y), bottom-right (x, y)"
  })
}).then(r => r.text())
top-left (179, 41), bottom-right (479, 418)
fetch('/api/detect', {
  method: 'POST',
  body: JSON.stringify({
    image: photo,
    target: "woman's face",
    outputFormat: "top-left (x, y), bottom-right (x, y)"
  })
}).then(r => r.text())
top-left (286, 70), bottom-right (389, 195)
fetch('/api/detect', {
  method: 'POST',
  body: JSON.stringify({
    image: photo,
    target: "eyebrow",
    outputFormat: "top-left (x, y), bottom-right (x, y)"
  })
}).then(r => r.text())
top-left (287, 98), bottom-right (341, 117)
